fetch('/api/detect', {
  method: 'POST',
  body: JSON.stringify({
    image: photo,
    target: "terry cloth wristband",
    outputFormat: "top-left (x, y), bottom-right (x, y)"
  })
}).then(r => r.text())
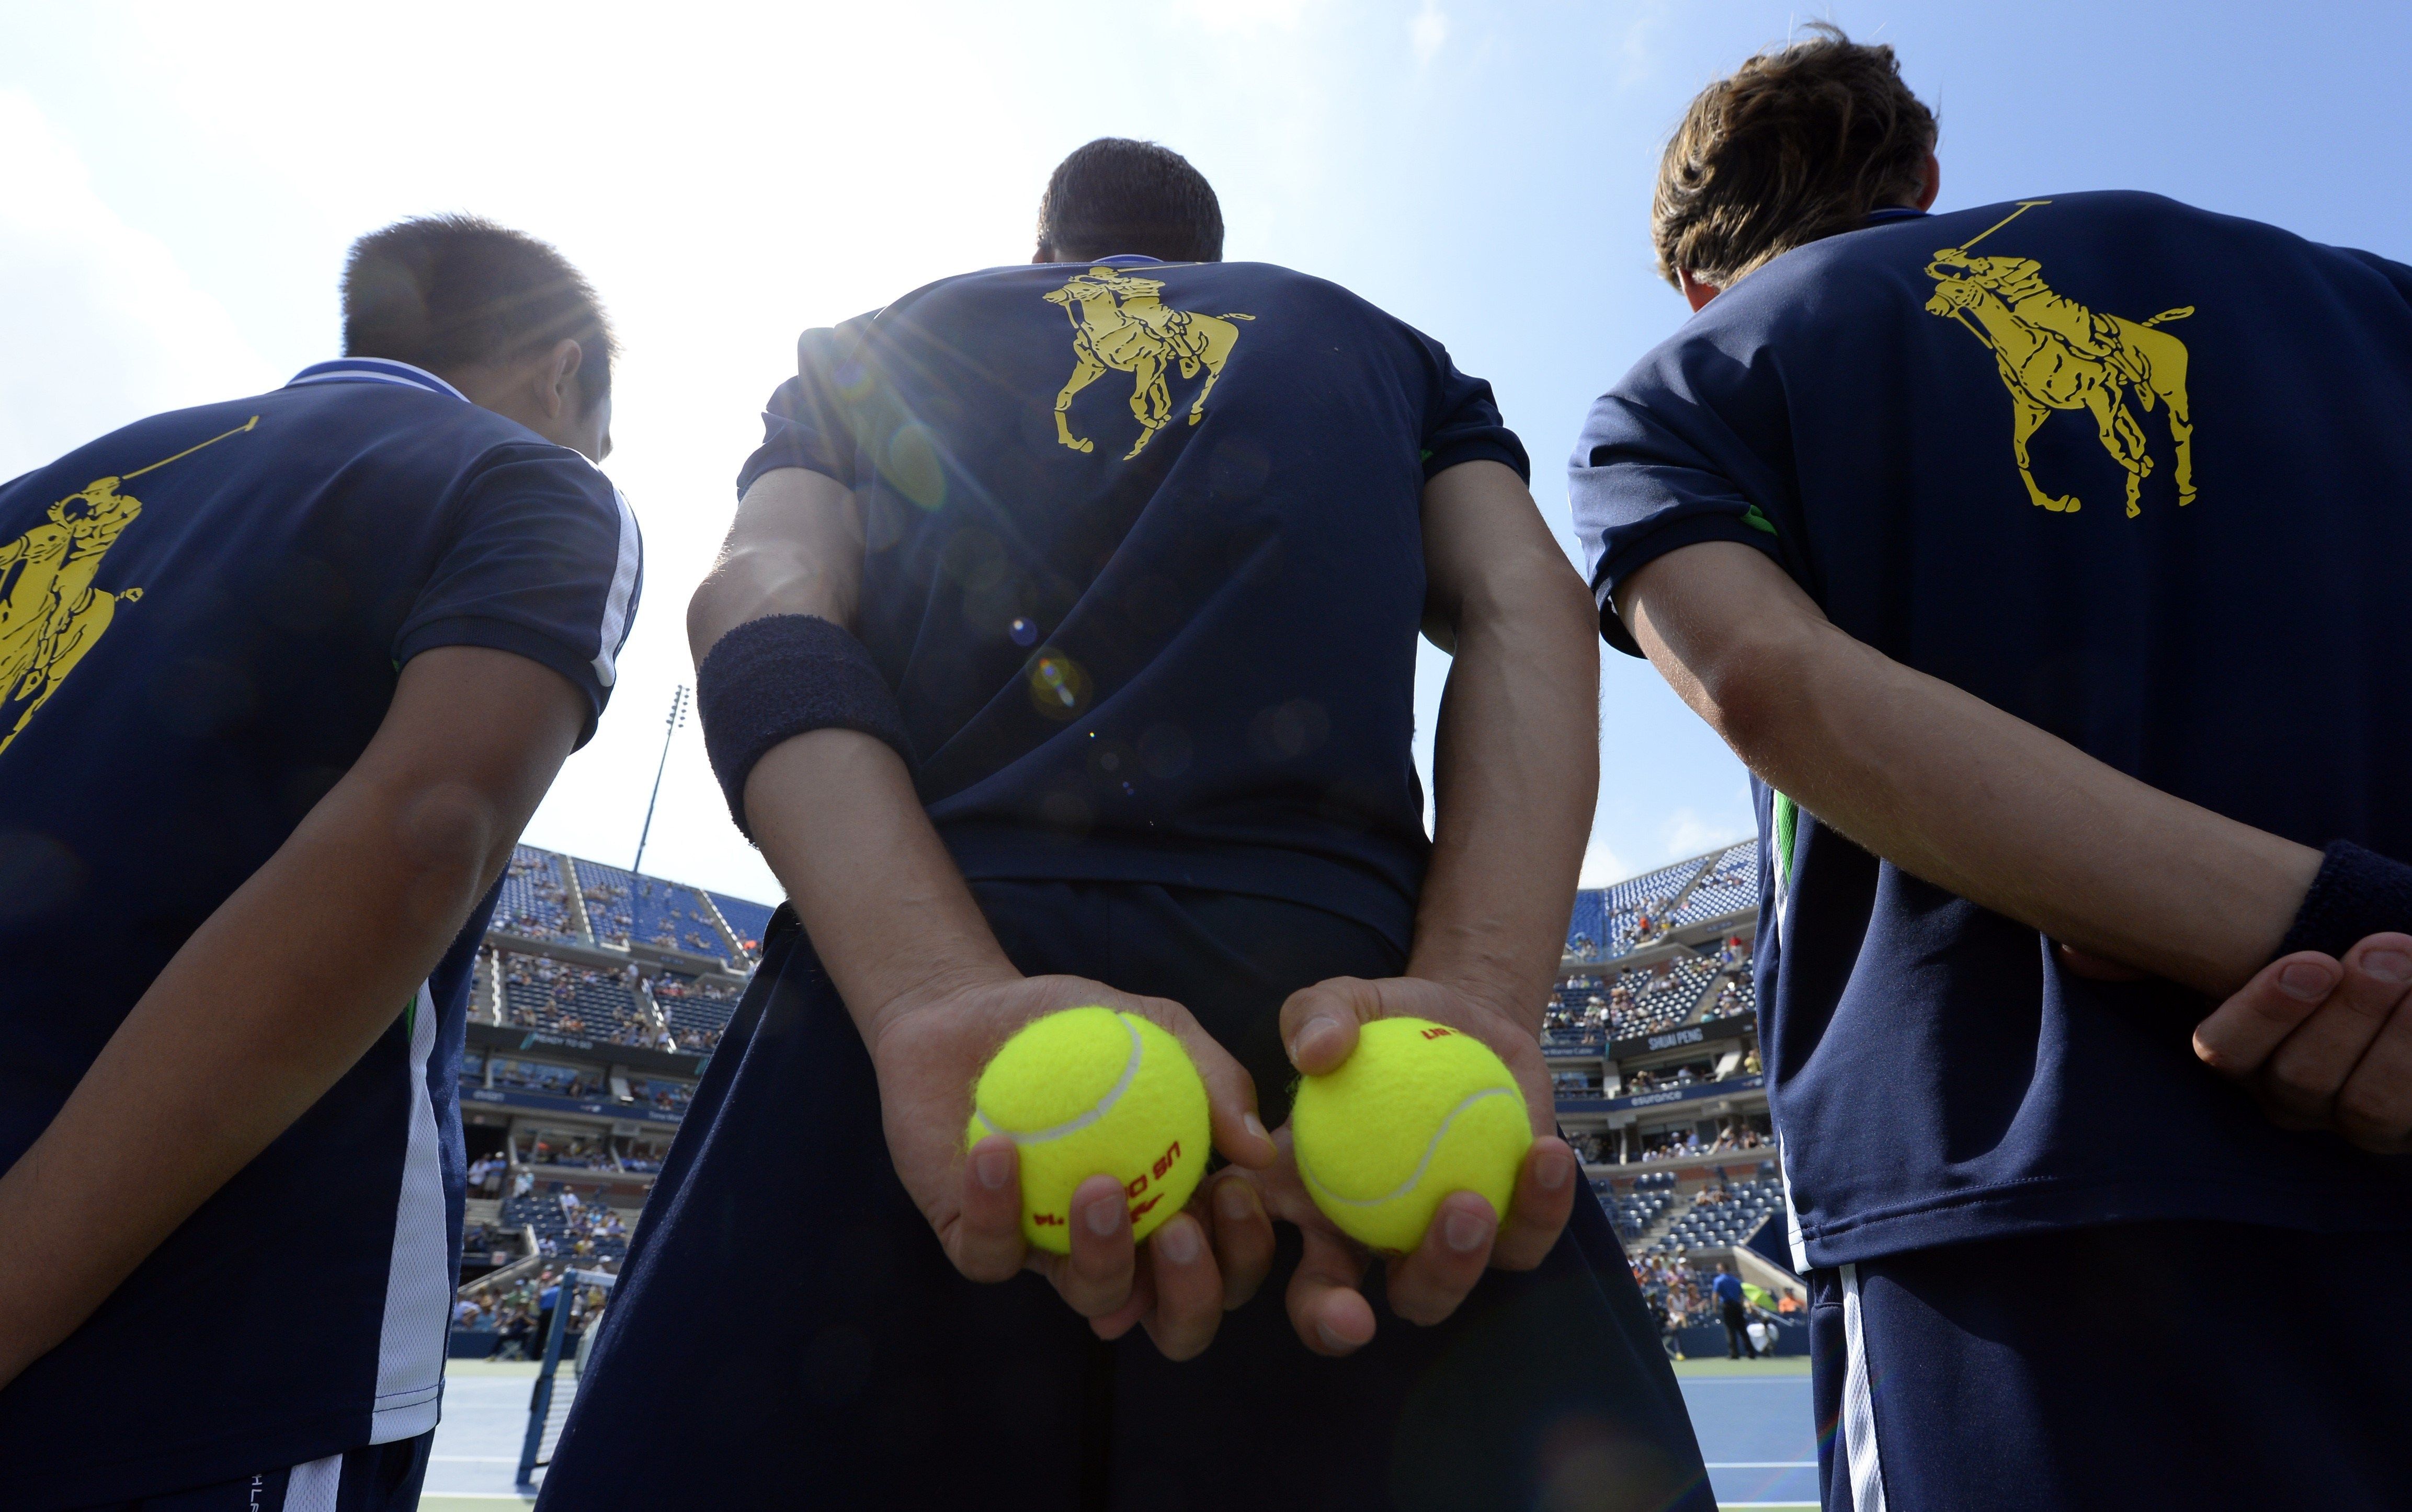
top-left (2274, 840), bottom-right (2412, 961)
top-left (696, 614), bottom-right (912, 838)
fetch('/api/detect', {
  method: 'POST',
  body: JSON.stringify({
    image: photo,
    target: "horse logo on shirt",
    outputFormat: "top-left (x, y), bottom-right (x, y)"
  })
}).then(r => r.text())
top-left (0, 416), bottom-right (255, 755)
top-left (1044, 267), bottom-right (1254, 460)
top-left (1923, 201), bottom-right (2195, 518)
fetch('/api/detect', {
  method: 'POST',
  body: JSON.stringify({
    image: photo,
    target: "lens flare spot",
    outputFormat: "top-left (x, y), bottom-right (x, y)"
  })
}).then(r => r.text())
top-left (1026, 648), bottom-right (1091, 721)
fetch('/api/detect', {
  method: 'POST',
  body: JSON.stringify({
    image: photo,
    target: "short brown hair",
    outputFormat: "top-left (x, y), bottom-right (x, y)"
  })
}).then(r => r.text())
top-left (1652, 24), bottom-right (1937, 289)
top-left (343, 215), bottom-right (617, 411)
top-left (1036, 139), bottom-right (1224, 264)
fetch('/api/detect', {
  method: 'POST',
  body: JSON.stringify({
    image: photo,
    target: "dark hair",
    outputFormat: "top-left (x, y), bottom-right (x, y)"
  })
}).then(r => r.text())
top-left (1036, 139), bottom-right (1224, 264)
top-left (343, 215), bottom-right (617, 411)
top-left (1653, 23), bottom-right (1937, 289)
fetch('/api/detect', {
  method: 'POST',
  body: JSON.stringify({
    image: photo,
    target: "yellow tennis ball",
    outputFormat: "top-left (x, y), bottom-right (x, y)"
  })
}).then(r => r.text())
top-left (965, 1006), bottom-right (1210, 1254)
top-left (1291, 1016), bottom-right (1532, 1252)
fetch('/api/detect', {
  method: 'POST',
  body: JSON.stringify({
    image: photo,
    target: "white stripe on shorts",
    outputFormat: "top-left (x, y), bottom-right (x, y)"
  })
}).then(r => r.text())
top-left (285, 1451), bottom-right (342, 1512)
top-left (1839, 1262), bottom-right (1890, 1512)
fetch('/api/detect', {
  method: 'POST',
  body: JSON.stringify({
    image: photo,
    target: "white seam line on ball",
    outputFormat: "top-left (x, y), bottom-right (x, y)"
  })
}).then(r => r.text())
top-left (1298, 1086), bottom-right (1518, 1207)
top-left (971, 1014), bottom-right (1145, 1145)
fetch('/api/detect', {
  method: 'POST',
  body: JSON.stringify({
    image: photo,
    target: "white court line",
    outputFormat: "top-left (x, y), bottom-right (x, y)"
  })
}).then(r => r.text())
top-left (1705, 1461), bottom-right (1816, 1468)
top-left (430, 1456), bottom-right (519, 1463)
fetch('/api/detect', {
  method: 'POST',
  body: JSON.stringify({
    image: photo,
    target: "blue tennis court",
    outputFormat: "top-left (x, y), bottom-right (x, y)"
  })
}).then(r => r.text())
top-left (1675, 1358), bottom-right (1819, 1510)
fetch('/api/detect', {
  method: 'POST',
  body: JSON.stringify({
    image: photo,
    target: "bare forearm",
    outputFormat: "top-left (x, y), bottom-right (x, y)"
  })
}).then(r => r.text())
top-left (1628, 545), bottom-right (2316, 996)
top-left (1409, 468), bottom-right (1601, 1025)
top-left (698, 466), bottom-right (1012, 1035)
top-left (0, 767), bottom-right (519, 1378)
top-left (744, 730), bottom-right (1016, 1037)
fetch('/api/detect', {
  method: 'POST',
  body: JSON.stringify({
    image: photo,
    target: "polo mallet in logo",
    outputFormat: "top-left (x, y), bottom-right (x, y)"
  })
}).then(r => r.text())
top-left (1933, 201), bottom-right (2051, 351)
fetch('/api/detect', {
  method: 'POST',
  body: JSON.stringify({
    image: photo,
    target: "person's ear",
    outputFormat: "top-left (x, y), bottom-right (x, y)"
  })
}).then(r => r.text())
top-left (1678, 269), bottom-right (1721, 313)
top-left (537, 338), bottom-right (583, 421)
top-left (1915, 151), bottom-right (1941, 213)
top-left (1031, 240), bottom-right (1054, 265)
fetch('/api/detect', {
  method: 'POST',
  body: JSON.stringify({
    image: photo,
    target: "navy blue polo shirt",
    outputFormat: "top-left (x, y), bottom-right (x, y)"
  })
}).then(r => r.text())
top-left (739, 256), bottom-right (1525, 949)
top-left (1571, 192), bottom-right (2412, 1266)
top-left (0, 358), bottom-right (641, 1503)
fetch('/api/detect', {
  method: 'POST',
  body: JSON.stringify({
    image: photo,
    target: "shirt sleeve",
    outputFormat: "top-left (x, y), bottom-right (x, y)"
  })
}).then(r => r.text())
top-left (1407, 329), bottom-right (1531, 483)
top-left (392, 443), bottom-right (643, 747)
top-left (735, 315), bottom-right (880, 498)
top-left (1568, 334), bottom-right (1800, 656)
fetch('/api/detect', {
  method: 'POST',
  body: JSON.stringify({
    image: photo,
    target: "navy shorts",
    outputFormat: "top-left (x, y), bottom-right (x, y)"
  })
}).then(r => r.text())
top-left (1808, 1220), bottom-right (2410, 1510)
top-left (540, 881), bottom-right (1711, 1511)
top-left (63, 1432), bottom-right (430, 1512)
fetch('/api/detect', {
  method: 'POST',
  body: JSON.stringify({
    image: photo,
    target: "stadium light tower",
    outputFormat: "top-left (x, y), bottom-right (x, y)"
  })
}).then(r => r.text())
top-left (632, 683), bottom-right (689, 875)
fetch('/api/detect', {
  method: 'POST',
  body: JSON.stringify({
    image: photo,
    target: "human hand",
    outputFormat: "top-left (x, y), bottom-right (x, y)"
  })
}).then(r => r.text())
top-left (2188, 935), bottom-right (2412, 1154)
top-left (867, 970), bottom-right (1277, 1359)
top-left (1214, 975), bottom-right (1579, 1356)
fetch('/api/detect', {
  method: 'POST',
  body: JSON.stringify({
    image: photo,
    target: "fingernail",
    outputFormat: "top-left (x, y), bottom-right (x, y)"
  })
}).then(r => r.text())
top-left (974, 1147), bottom-right (1011, 1190)
top-left (1315, 1319), bottom-right (1352, 1351)
top-left (1244, 1112), bottom-right (1269, 1145)
top-left (1538, 1146), bottom-right (1573, 1190)
top-left (1156, 1218), bottom-right (1201, 1265)
top-left (2279, 962), bottom-right (2335, 1001)
top-left (1216, 1181), bottom-right (1255, 1222)
top-left (1086, 1196), bottom-right (1123, 1237)
top-left (1290, 1015), bottom-right (1341, 1064)
top-left (1443, 1209), bottom-right (1490, 1253)
top-left (2366, 949), bottom-right (2412, 984)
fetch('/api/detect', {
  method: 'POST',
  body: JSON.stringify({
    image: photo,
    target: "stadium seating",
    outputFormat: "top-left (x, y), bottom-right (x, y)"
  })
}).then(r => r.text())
top-left (652, 971), bottom-right (741, 1053)
top-left (1705, 968), bottom-right (1756, 1019)
top-left (1561, 838), bottom-right (1764, 957)
top-left (709, 891), bottom-right (775, 961)
top-left (499, 1192), bottom-right (631, 1266)
top-left (571, 858), bottom-right (742, 960)
top-left (497, 846), bottom-right (582, 943)
top-left (498, 953), bottom-right (657, 1045)
top-left (571, 860), bottom-right (645, 950)
top-left (1599, 1179), bottom-right (1676, 1242)
top-left (1669, 838), bottom-right (1759, 925)
top-left (1564, 890), bottom-right (1609, 958)
top-left (1650, 1177), bottom-right (1785, 1256)
top-left (475, 1055), bottom-right (601, 1099)
top-left (1611, 955), bottom-right (1720, 1038)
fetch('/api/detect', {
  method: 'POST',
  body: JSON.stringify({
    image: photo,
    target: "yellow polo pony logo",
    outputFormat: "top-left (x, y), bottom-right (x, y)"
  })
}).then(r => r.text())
top-left (0, 416), bottom-right (255, 755)
top-left (1924, 201), bottom-right (2195, 518)
top-left (1044, 267), bottom-right (1253, 460)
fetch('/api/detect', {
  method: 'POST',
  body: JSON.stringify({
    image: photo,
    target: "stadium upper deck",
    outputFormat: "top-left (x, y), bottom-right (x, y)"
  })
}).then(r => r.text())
top-left (459, 848), bottom-right (772, 1178)
top-left (1549, 839), bottom-right (1773, 1208)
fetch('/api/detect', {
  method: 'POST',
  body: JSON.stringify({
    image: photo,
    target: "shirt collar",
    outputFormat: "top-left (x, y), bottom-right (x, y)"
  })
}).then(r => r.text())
top-left (1085, 254), bottom-right (1164, 266)
top-left (283, 357), bottom-right (469, 402)
top-left (1861, 207), bottom-right (1930, 225)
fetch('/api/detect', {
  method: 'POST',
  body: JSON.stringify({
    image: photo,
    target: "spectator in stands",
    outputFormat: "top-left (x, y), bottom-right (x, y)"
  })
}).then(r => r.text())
top-left (546, 139), bottom-right (1704, 1509)
top-left (1576, 27), bottom-right (2412, 1506)
top-left (0, 217), bottom-right (639, 1504)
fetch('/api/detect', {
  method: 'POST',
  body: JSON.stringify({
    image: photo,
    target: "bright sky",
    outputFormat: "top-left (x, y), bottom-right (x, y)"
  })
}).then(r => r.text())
top-left (7, 1), bottom-right (2409, 908)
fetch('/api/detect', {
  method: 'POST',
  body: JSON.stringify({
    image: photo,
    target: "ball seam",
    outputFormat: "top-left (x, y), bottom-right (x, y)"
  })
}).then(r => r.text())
top-left (970, 1012), bottom-right (1145, 1145)
top-left (1297, 1085), bottom-right (1520, 1208)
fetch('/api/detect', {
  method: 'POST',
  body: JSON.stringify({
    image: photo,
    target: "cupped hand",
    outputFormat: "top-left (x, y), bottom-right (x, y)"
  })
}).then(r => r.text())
top-left (868, 970), bottom-right (1277, 1359)
top-left (1213, 975), bottom-right (1580, 1356)
top-left (2188, 934), bottom-right (2412, 1154)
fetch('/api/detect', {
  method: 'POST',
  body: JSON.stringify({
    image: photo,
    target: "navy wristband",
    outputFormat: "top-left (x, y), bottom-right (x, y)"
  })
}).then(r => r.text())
top-left (2274, 840), bottom-right (2412, 961)
top-left (695, 615), bottom-right (913, 838)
